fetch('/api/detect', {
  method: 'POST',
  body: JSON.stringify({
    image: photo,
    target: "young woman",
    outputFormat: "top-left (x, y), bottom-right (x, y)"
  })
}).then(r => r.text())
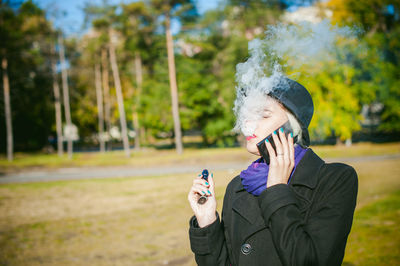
top-left (187, 78), bottom-right (358, 265)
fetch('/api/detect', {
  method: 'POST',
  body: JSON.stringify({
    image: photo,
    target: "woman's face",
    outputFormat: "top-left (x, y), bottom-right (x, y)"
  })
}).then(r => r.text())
top-left (245, 99), bottom-right (288, 156)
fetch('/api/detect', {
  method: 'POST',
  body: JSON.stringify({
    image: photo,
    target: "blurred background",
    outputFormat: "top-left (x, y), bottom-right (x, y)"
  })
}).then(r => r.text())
top-left (0, 0), bottom-right (399, 265)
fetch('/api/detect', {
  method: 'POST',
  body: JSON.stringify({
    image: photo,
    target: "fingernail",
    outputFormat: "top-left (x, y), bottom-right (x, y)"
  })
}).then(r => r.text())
top-left (198, 174), bottom-right (202, 177)
top-left (273, 130), bottom-right (277, 135)
top-left (211, 173), bottom-right (213, 178)
top-left (265, 139), bottom-right (269, 143)
top-left (205, 182), bottom-right (209, 185)
top-left (280, 128), bottom-right (284, 133)
top-left (202, 191), bottom-right (206, 195)
top-left (290, 132), bottom-right (293, 138)
top-left (207, 190), bottom-right (211, 195)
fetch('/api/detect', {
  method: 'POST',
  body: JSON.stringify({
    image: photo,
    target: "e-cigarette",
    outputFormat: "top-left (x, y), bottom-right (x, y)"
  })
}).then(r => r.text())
top-left (197, 169), bottom-right (209, 205)
top-left (256, 120), bottom-right (298, 164)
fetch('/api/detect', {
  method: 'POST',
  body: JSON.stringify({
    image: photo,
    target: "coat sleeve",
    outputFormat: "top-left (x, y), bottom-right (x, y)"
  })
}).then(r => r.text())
top-left (257, 164), bottom-right (358, 266)
top-left (188, 212), bottom-right (231, 265)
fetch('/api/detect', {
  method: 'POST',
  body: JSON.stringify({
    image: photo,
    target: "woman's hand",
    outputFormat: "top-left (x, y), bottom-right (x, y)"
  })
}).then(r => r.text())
top-left (265, 127), bottom-right (295, 188)
top-left (188, 173), bottom-right (217, 228)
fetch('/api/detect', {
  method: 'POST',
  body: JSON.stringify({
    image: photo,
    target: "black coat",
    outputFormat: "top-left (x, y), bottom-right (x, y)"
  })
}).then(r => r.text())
top-left (189, 149), bottom-right (358, 266)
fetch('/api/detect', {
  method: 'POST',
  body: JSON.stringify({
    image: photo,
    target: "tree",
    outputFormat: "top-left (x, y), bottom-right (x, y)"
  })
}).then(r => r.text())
top-left (108, 28), bottom-right (131, 157)
top-left (101, 48), bottom-right (112, 150)
top-left (119, 2), bottom-right (154, 150)
top-left (327, 0), bottom-right (400, 133)
top-left (51, 43), bottom-right (63, 156)
top-left (1, 56), bottom-right (13, 161)
top-left (1, 0), bottom-right (55, 156)
top-left (133, 51), bottom-right (142, 150)
top-left (165, 13), bottom-right (183, 154)
top-left (0, 3), bottom-right (15, 161)
top-left (84, 3), bottom-right (131, 156)
top-left (150, 0), bottom-right (199, 154)
top-left (58, 34), bottom-right (74, 159)
top-left (94, 62), bottom-right (105, 152)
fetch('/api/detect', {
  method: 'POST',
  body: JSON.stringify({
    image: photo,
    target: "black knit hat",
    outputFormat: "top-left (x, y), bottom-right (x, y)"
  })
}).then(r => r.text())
top-left (268, 77), bottom-right (314, 146)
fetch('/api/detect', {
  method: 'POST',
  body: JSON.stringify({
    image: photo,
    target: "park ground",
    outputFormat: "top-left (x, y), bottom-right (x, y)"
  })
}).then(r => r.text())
top-left (0, 142), bottom-right (399, 265)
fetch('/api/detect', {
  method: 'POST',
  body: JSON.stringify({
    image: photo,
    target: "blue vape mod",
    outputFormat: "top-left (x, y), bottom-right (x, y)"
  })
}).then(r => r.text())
top-left (197, 169), bottom-right (209, 204)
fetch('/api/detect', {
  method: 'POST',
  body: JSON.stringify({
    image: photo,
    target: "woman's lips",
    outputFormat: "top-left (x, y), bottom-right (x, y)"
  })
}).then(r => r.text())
top-left (246, 134), bottom-right (257, 141)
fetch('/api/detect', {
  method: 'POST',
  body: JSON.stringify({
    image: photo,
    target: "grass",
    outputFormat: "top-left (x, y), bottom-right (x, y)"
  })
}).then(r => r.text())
top-left (0, 144), bottom-right (399, 265)
top-left (0, 142), bottom-right (399, 174)
top-left (343, 190), bottom-right (400, 265)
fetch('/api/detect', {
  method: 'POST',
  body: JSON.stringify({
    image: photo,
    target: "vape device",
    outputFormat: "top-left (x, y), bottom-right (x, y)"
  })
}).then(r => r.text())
top-left (197, 169), bottom-right (209, 205)
top-left (256, 120), bottom-right (298, 164)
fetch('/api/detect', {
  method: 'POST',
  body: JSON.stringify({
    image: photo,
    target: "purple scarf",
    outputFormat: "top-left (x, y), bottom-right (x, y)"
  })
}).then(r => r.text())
top-left (240, 145), bottom-right (308, 196)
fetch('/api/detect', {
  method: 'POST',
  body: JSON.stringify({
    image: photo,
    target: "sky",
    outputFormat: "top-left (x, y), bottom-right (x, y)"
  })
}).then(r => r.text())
top-left (34, 0), bottom-right (223, 36)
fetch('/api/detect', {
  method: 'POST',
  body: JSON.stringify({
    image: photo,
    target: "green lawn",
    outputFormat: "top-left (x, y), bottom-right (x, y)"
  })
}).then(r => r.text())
top-left (0, 144), bottom-right (399, 265)
top-left (343, 190), bottom-right (400, 265)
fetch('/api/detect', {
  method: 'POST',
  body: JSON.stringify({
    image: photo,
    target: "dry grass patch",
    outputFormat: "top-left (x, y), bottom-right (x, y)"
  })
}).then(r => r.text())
top-left (0, 157), bottom-right (399, 265)
top-left (0, 169), bottom-right (236, 266)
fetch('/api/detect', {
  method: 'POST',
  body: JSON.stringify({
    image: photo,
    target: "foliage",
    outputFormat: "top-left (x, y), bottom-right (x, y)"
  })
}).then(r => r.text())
top-left (327, 0), bottom-right (400, 133)
top-left (0, 0), bottom-right (55, 151)
top-left (0, 0), bottom-right (399, 152)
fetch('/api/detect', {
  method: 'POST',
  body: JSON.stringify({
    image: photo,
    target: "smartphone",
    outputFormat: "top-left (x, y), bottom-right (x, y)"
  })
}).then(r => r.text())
top-left (256, 120), bottom-right (298, 164)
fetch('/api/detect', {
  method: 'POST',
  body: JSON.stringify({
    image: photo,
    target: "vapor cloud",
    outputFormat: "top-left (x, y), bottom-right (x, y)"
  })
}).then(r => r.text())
top-left (233, 20), bottom-right (359, 137)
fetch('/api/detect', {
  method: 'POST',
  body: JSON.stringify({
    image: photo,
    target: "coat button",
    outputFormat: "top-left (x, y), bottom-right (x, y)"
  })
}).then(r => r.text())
top-left (241, 243), bottom-right (252, 255)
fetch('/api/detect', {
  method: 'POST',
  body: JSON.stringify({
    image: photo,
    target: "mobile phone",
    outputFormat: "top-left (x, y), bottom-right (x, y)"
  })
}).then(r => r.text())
top-left (256, 120), bottom-right (298, 164)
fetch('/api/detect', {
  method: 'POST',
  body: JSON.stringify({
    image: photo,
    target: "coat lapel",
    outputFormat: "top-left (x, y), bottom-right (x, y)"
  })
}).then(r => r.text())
top-left (232, 191), bottom-right (261, 224)
top-left (230, 148), bottom-right (325, 237)
top-left (232, 191), bottom-right (267, 241)
top-left (289, 148), bottom-right (324, 189)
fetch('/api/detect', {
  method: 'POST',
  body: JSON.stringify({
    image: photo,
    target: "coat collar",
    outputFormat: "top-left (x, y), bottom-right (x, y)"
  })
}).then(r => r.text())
top-left (230, 149), bottom-right (325, 240)
top-left (288, 148), bottom-right (325, 188)
top-left (234, 148), bottom-right (325, 193)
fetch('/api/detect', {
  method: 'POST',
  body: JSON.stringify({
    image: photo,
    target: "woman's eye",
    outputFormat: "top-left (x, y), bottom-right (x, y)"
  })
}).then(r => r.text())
top-left (263, 112), bottom-right (271, 118)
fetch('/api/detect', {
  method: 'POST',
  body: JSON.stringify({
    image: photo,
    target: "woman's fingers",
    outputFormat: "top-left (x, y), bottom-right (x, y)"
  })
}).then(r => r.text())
top-left (271, 130), bottom-right (283, 159)
top-left (278, 127), bottom-right (290, 162)
top-left (190, 173), bottom-right (213, 198)
top-left (188, 184), bottom-right (209, 205)
top-left (190, 186), bottom-right (205, 197)
top-left (188, 171), bottom-right (218, 228)
top-left (288, 132), bottom-right (295, 168)
top-left (193, 184), bottom-right (211, 196)
top-left (193, 178), bottom-right (210, 188)
top-left (265, 138), bottom-right (277, 164)
top-left (208, 173), bottom-right (215, 195)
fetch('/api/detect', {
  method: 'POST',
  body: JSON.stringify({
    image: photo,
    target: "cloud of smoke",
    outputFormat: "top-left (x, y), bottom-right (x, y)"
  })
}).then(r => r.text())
top-left (233, 20), bottom-right (359, 137)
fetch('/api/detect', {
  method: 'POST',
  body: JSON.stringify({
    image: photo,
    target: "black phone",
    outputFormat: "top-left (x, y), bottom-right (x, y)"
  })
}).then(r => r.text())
top-left (256, 120), bottom-right (298, 164)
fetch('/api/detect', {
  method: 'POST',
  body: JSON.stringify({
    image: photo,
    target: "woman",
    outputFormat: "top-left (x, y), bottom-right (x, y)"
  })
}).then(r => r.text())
top-left (187, 78), bottom-right (358, 265)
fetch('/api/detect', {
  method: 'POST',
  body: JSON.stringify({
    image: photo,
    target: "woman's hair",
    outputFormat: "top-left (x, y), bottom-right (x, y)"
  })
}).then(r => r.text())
top-left (286, 111), bottom-right (304, 146)
top-left (268, 95), bottom-right (304, 146)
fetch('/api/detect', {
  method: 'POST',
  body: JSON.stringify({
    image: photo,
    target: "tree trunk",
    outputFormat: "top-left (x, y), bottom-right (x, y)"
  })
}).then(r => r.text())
top-left (51, 45), bottom-right (63, 157)
top-left (336, 136), bottom-right (344, 146)
top-left (101, 48), bottom-right (112, 151)
top-left (133, 51), bottom-right (142, 151)
top-left (58, 34), bottom-right (73, 159)
top-left (95, 63), bottom-right (105, 153)
top-left (108, 32), bottom-right (130, 158)
top-left (345, 138), bottom-right (352, 147)
top-left (165, 14), bottom-right (183, 154)
top-left (2, 57), bottom-right (13, 161)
